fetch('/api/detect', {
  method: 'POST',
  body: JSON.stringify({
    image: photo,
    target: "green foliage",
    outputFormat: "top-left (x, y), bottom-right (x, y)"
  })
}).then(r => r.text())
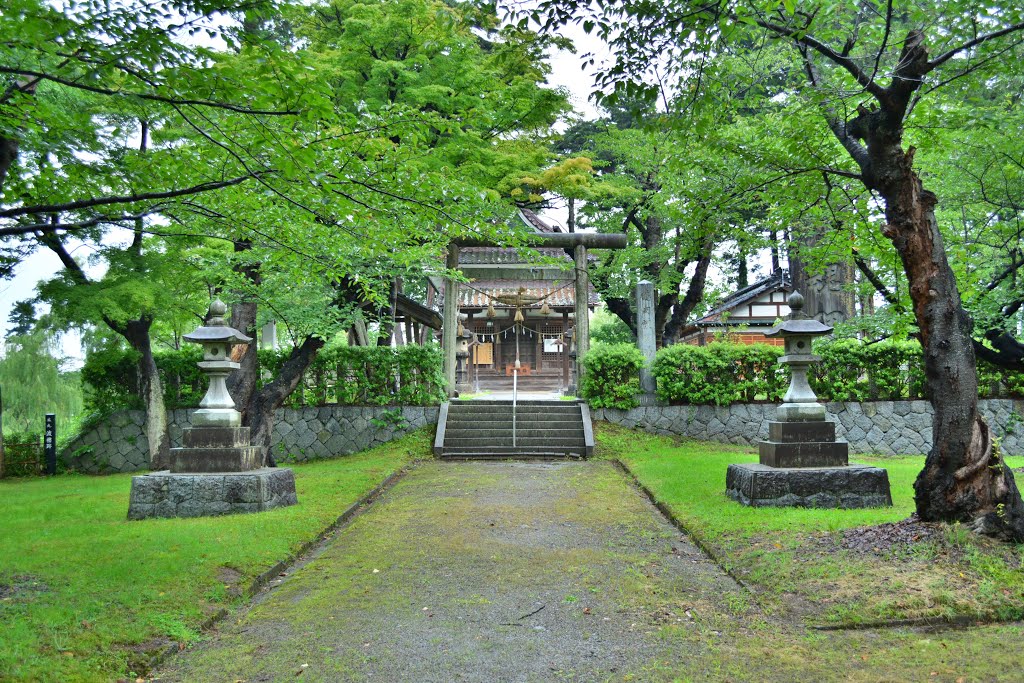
top-left (0, 333), bottom-right (83, 436)
top-left (80, 345), bottom-right (205, 417)
top-left (579, 343), bottom-right (645, 409)
top-left (647, 339), bottom-right (1024, 406)
top-left (81, 344), bottom-right (446, 415)
top-left (260, 345), bottom-right (446, 407)
top-left (589, 307), bottom-right (635, 345)
top-left (652, 343), bottom-right (786, 405)
top-left (811, 339), bottom-right (928, 401)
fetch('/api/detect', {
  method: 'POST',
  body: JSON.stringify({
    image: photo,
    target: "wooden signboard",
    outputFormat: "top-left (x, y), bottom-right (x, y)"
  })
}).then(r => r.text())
top-left (473, 343), bottom-right (493, 365)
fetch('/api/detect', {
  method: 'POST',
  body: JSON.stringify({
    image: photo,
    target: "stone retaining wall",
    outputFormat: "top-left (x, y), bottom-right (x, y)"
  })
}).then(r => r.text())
top-left (591, 399), bottom-right (1024, 456)
top-left (62, 406), bottom-right (439, 474)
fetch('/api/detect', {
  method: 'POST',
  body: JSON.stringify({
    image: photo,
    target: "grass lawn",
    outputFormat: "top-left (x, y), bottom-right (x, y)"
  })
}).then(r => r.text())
top-left (0, 429), bottom-right (428, 683)
top-left (596, 422), bottom-right (1024, 627)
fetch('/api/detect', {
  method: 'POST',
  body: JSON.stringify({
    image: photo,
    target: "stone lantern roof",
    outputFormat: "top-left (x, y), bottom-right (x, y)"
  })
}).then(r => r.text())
top-left (764, 291), bottom-right (832, 338)
top-left (183, 300), bottom-right (252, 346)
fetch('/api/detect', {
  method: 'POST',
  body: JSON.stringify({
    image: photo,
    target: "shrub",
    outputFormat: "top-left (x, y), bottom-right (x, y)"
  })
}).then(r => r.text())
top-left (579, 343), bottom-right (646, 409)
top-left (652, 343), bottom-right (785, 405)
top-left (82, 344), bottom-right (447, 414)
top-left (813, 339), bottom-right (930, 401)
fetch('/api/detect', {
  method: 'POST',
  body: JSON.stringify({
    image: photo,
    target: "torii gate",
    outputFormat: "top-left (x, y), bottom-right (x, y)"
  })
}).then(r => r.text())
top-left (442, 231), bottom-right (629, 396)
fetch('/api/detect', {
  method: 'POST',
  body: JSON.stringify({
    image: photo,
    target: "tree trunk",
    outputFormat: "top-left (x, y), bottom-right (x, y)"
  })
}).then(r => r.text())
top-left (664, 249), bottom-right (713, 344)
top-left (0, 137), bottom-right (18, 194)
top-left (789, 226), bottom-right (856, 325)
top-left (120, 316), bottom-right (170, 470)
top-left (882, 167), bottom-right (1024, 540)
top-left (226, 241), bottom-right (260, 417)
top-left (248, 335), bottom-right (325, 466)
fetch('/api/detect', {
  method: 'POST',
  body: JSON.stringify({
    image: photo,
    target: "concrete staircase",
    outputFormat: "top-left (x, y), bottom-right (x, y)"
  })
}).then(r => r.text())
top-left (434, 399), bottom-right (593, 459)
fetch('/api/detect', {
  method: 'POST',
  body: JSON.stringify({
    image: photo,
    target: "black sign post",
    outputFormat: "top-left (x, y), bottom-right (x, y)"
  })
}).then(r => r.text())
top-left (44, 413), bottom-right (56, 475)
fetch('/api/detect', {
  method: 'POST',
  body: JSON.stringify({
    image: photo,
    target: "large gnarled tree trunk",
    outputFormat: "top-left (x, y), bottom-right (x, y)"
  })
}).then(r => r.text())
top-left (818, 30), bottom-right (1024, 539)
top-left (880, 166), bottom-right (1024, 538)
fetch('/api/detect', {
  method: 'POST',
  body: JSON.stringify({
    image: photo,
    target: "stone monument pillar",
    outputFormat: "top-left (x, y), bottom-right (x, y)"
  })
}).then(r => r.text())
top-left (725, 292), bottom-right (891, 508)
top-left (574, 244), bottom-right (589, 384)
top-left (635, 280), bottom-right (657, 405)
top-left (128, 300), bottom-right (298, 519)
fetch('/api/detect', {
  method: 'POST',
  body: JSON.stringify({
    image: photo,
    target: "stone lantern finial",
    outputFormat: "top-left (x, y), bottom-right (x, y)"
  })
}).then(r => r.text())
top-left (183, 299), bottom-right (253, 428)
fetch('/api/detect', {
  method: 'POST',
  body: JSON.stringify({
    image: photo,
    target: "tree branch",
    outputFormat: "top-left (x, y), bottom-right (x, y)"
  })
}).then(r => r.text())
top-left (0, 66), bottom-right (301, 116)
top-left (852, 248), bottom-right (899, 306)
top-left (754, 15), bottom-right (888, 102)
top-left (0, 175), bottom-right (256, 220)
top-left (986, 255), bottom-right (1024, 292)
top-left (0, 211), bottom-right (157, 237)
top-left (928, 21), bottom-right (1024, 70)
top-left (797, 44), bottom-right (872, 172)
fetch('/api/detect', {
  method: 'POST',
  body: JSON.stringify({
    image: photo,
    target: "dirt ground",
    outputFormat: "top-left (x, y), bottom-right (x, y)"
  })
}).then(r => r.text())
top-left (154, 461), bottom-right (1024, 682)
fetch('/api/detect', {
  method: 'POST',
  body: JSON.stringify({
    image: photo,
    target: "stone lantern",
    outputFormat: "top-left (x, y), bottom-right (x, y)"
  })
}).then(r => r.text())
top-left (771, 292), bottom-right (832, 420)
top-left (725, 291), bottom-right (892, 508)
top-left (127, 299), bottom-right (298, 520)
top-left (182, 299), bottom-right (251, 429)
top-left (455, 315), bottom-right (472, 390)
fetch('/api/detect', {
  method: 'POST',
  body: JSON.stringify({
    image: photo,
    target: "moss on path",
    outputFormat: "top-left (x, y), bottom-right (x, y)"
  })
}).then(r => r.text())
top-left (156, 461), bottom-right (1024, 682)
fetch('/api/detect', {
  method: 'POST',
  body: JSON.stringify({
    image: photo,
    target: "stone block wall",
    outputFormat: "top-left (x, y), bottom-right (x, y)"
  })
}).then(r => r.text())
top-left (591, 399), bottom-right (1024, 456)
top-left (62, 406), bottom-right (440, 474)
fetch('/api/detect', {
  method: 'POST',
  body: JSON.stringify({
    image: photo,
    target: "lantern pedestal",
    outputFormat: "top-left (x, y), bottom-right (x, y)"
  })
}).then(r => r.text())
top-left (128, 299), bottom-right (297, 520)
top-left (725, 463), bottom-right (892, 509)
top-left (128, 468), bottom-right (297, 520)
top-left (171, 426), bottom-right (261, 473)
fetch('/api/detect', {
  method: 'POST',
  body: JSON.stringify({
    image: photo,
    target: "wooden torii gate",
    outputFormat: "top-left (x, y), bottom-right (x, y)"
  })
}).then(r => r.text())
top-left (442, 232), bottom-right (629, 396)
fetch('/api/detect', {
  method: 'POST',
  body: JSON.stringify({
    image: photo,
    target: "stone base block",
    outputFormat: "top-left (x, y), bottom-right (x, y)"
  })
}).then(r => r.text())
top-left (726, 462), bottom-right (892, 509)
top-left (183, 427), bottom-right (251, 448)
top-left (777, 403), bottom-right (826, 421)
top-left (759, 439), bottom-right (849, 468)
top-left (171, 445), bottom-right (261, 473)
top-left (768, 421), bottom-right (835, 443)
top-left (128, 468), bottom-right (298, 520)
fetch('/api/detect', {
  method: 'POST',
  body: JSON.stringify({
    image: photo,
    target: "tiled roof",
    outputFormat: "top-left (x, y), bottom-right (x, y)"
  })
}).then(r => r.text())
top-left (519, 207), bottom-right (560, 233)
top-left (456, 279), bottom-right (598, 308)
top-left (458, 247), bottom-right (571, 265)
top-left (693, 270), bottom-right (791, 325)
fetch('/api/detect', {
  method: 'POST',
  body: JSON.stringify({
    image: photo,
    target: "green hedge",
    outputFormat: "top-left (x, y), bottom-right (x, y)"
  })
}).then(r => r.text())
top-left (810, 339), bottom-right (927, 401)
top-left (579, 343), bottom-right (646, 409)
top-left (258, 345), bottom-right (446, 407)
top-left (81, 346), bottom-right (205, 416)
top-left (652, 343), bottom-right (787, 405)
top-left (81, 344), bottom-right (446, 415)
top-left (581, 339), bottom-right (1024, 408)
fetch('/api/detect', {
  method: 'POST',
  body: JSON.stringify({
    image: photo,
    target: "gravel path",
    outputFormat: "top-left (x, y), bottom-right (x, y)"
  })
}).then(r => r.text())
top-left (155, 461), bottom-right (751, 682)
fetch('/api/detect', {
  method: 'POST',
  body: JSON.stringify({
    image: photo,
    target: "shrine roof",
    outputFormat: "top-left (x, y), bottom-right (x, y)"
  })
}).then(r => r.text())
top-left (457, 279), bottom-right (598, 309)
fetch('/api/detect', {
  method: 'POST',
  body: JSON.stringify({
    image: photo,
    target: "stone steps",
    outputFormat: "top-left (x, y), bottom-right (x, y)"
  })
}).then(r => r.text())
top-left (435, 399), bottom-right (593, 459)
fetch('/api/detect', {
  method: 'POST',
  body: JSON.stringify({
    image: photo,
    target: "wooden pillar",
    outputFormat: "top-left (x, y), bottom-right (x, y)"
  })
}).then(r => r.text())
top-left (561, 310), bottom-right (569, 392)
top-left (536, 318), bottom-right (543, 371)
top-left (494, 318), bottom-right (502, 373)
top-left (442, 246), bottom-right (459, 396)
top-left (574, 244), bottom-right (590, 382)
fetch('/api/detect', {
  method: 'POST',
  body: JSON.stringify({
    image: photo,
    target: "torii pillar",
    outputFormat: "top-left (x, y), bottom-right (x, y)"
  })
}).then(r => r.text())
top-left (574, 244), bottom-right (590, 387)
top-left (443, 246), bottom-right (459, 397)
